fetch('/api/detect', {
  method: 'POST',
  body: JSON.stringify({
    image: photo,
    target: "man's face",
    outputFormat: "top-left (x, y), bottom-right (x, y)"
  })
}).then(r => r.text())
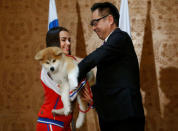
top-left (91, 9), bottom-right (110, 40)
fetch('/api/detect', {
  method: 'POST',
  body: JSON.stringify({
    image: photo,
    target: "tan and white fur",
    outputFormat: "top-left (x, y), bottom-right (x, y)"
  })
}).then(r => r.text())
top-left (35, 47), bottom-right (89, 128)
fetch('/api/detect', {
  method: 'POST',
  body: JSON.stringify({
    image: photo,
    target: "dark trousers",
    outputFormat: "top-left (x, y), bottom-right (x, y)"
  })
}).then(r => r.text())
top-left (99, 116), bottom-right (145, 131)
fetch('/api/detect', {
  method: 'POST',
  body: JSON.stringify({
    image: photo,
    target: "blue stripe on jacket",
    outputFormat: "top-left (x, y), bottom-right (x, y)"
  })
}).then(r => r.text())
top-left (37, 117), bottom-right (64, 128)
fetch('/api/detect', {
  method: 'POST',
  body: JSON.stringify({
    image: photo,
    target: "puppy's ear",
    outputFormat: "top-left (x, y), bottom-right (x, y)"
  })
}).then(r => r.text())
top-left (53, 47), bottom-right (63, 56)
top-left (34, 50), bottom-right (44, 61)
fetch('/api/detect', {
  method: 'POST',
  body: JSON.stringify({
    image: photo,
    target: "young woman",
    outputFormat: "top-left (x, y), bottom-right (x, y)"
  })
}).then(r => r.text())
top-left (36, 27), bottom-right (73, 131)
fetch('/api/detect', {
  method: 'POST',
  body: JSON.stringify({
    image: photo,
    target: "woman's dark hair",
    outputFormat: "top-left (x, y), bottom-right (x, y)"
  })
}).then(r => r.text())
top-left (46, 26), bottom-right (69, 47)
top-left (91, 2), bottom-right (120, 26)
top-left (46, 26), bottom-right (71, 55)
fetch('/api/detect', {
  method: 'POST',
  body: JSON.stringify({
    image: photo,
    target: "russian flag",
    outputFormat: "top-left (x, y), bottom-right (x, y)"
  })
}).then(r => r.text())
top-left (119, 0), bottom-right (131, 37)
top-left (48, 0), bottom-right (59, 30)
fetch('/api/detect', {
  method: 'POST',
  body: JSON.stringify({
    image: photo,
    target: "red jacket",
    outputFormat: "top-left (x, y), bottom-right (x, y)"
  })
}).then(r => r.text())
top-left (38, 80), bottom-right (72, 124)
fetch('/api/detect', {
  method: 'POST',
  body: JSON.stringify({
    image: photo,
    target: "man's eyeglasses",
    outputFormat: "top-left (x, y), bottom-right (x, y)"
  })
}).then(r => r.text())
top-left (90, 14), bottom-right (109, 26)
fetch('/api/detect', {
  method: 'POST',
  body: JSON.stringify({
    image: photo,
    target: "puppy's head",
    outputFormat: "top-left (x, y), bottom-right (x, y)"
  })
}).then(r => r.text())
top-left (35, 47), bottom-right (63, 73)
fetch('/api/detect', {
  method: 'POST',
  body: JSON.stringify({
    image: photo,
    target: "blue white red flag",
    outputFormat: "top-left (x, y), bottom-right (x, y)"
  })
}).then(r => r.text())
top-left (48, 0), bottom-right (59, 30)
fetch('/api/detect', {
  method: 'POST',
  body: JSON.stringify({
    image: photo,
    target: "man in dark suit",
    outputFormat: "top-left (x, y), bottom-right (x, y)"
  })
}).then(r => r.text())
top-left (78, 2), bottom-right (145, 131)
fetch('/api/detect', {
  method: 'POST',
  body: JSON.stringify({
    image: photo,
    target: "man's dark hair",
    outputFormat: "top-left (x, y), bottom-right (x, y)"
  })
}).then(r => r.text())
top-left (91, 2), bottom-right (120, 26)
top-left (46, 26), bottom-right (69, 47)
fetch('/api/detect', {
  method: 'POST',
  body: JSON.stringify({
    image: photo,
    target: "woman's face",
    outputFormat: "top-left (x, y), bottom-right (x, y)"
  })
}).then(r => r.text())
top-left (59, 31), bottom-right (71, 54)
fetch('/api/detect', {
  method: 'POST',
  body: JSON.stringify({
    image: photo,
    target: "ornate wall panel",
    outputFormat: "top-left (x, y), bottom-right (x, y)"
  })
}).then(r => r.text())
top-left (0, 0), bottom-right (177, 130)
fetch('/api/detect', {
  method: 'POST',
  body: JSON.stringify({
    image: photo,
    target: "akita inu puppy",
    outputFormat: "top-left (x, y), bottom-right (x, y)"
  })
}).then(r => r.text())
top-left (35, 47), bottom-right (92, 128)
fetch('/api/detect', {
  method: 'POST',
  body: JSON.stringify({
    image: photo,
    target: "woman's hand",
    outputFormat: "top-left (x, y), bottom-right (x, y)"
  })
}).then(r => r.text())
top-left (81, 86), bottom-right (93, 104)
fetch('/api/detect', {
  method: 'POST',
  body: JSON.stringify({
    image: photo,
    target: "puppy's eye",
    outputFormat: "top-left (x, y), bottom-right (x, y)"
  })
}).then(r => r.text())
top-left (52, 60), bottom-right (56, 63)
top-left (68, 38), bottom-right (71, 42)
top-left (46, 62), bottom-right (49, 64)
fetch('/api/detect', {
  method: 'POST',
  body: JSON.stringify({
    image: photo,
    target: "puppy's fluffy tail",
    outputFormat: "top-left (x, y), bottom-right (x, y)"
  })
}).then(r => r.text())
top-left (76, 96), bottom-right (86, 128)
top-left (76, 111), bottom-right (85, 128)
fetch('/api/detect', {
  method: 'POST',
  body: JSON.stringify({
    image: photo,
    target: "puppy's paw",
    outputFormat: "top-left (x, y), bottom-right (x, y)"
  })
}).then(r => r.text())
top-left (52, 109), bottom-right (64, 115)
top-left (64, 107), bottom-right (71, 116)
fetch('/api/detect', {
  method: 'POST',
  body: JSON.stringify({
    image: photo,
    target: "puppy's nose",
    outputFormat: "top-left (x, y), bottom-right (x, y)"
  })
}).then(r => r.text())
top-left (50, 67), bottom-right (54, 72)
